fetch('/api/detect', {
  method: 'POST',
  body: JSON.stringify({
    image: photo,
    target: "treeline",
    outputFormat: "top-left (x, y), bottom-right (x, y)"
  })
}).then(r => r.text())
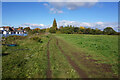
top-left (48, 18), bottom-right (119, 35)
top-left (23, 26), bottom-right (119, 35)
top-left (49, 25), bottom-right (118, 35)
top-left (23, 27), bottom-right (46, 34)
top-left (24, 18), bottom-right (119, 35)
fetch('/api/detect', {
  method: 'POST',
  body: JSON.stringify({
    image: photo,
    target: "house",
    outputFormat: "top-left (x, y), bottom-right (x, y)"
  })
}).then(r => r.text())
top-left (16, 31), bottom-right (18, 34)
top-left (18, 30), bottom-right (24, 34)
top-left (14, 28), bottom-right (24, 34)
top-left (0, 26), bottom-right (14, 31)
top-left (9, 31), bottom-right (11, 34)
top-left (3, 30), bottom-right (7, 34)
top-left (0, 26), bottom-right (27, 35)
top-left (0, 27), bottom-right (4, 30)
top-left (11, 31), bottom-right (15, 34)
top-left (4, 26), bottom-right (9, 31)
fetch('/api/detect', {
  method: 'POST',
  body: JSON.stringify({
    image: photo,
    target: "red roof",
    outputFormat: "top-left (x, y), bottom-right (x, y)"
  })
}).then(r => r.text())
top-left (3, 26), bottom-right (9, 28)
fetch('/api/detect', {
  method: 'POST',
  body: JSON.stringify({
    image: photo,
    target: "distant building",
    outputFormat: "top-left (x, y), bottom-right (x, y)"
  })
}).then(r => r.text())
top-left (9, 31), bottom-right (11, 34)
top-left (0, 26), bottom-right (27, 35)
top-left (0, 26), bottom-right (13, 31)
top-left (0, 27), bottom-right (4, 30)
top-left (3, 30), bottom-right (7, 34)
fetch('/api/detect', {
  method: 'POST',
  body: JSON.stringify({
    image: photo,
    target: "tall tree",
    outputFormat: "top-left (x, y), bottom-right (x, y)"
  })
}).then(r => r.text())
top-left (52, 18), bottom-right (57, 30)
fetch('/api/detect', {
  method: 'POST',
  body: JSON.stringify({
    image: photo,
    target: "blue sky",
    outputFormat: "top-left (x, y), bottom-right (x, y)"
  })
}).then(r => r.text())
top-left (2, 2), bottom-right (118, 31)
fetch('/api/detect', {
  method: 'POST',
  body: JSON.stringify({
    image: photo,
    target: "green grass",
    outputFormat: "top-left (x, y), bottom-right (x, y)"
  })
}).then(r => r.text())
top-left (2, 34), bottom-right (118, 78)
top-left (2, 34), bottom-right (80, 78)
top-left (2, 34), bottom-right (50, 78)
top-left (49, 36), bottom-right (79, 78)
top-left (55, 34), bottom-right (118, 76)
top-left (55, 34), bottom-right (118, 63)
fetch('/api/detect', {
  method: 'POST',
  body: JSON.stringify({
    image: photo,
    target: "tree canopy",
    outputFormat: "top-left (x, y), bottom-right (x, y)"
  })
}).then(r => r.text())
top-left (24, 27), bottom-right (30, 31)
top-left (103, 27), bottom-right (116, 35)
top-left (34, 28), bottom-right (40, 30)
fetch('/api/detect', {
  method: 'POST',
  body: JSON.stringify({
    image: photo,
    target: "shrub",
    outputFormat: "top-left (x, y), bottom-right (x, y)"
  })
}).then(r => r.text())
top-left (2, 37), bottom-right (5, 39)
top-left (49, 27), bottom-right (56, 33)
top-left (78, 31), bottom-right (83, 34)
top-left (30, 37), bottom-right (43, 43)
top-left (56, 31), bottom-right (61, 34)
top-left (5, 35), bottom-right (26, 41)
top-left (46, 36), bottom-right (49, 38)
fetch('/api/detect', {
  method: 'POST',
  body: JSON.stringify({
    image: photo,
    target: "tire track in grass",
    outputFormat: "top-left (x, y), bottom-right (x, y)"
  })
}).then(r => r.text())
top-left (56, 38), bottom-right (89, 79)
top-left (46, 38), bottom-right (52, 78)
top-left (55, 36), bottom-right (117, 78)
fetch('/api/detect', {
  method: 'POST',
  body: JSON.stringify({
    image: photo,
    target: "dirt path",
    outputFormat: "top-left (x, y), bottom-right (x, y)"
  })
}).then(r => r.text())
top-left (46, 38), bottom-right (52, 78)
top-left (56, 39), bottom-right (89, 78)
top-left (55, 37), bottom-right (117, 78)
top-left (46, 36), bottom-right (117, 78)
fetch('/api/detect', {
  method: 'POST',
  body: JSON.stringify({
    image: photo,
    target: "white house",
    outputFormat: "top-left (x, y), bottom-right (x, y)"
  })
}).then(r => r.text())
top-left (19, 31), bottom-right (23, 34)
top-left (0, 27), bottom-right (4, 30)
top-left (0, 26), bottom-right (27, 35)
top-left (11, 31), bottom-right (15, 34)
top-left (16, 32), bottom-right (18, 34)
top-left (3, 31), bottom-right (7, 34)
top-left (9, 32), bottom-right (11, 34)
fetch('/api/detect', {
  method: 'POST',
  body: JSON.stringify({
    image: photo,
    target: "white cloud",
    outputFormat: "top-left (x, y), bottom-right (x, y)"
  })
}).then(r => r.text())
top-left (57, 20), bottom-right (93, 27)
top-left (96, 22), bottom-right (104, 25)
top-left (43, 1), bottom-right (98, 14)
top-left (44, 3), bottom-right (64, 14)
top-left (49, 8), bottom-right (63, 14)
top-left (43, 3), bottom-right (48, 6)
top-left (65, 2), bottom-right (97, 10)
top-left (57, 10), bottom-right (63, 13)
top-left (20, 23), bottom-right (50, 29)
top-left (81, 22), bottom-right (92, 27)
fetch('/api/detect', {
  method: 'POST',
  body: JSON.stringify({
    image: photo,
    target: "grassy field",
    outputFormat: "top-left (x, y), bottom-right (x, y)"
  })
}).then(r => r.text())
top-left (2, 34), bottom-right (118, 78)
top-left (55, 34), bottom-right (118, 77)
top-left (55, 34), bottom-right (118, 63)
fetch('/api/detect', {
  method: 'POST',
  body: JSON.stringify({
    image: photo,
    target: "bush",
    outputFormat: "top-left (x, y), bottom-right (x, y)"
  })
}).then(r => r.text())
top-left (49, 27), bottom-right (56, 33)
top-left (56, 31), bottom-right (61, 34)
top-left (103, 27), bottom-right (116, 35)
top-left (6, 35), bottom-right (26, 41)
top-left (2, 35), bottom-right (26, 44)
top-left (78, 31), bottom-right (83, 34)
top-left (30, 37), bottom-right (43, 43)
top-left (2, 36), bottom-right (5, 39)
top-left (46, 36), bottom-right (49, 38)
